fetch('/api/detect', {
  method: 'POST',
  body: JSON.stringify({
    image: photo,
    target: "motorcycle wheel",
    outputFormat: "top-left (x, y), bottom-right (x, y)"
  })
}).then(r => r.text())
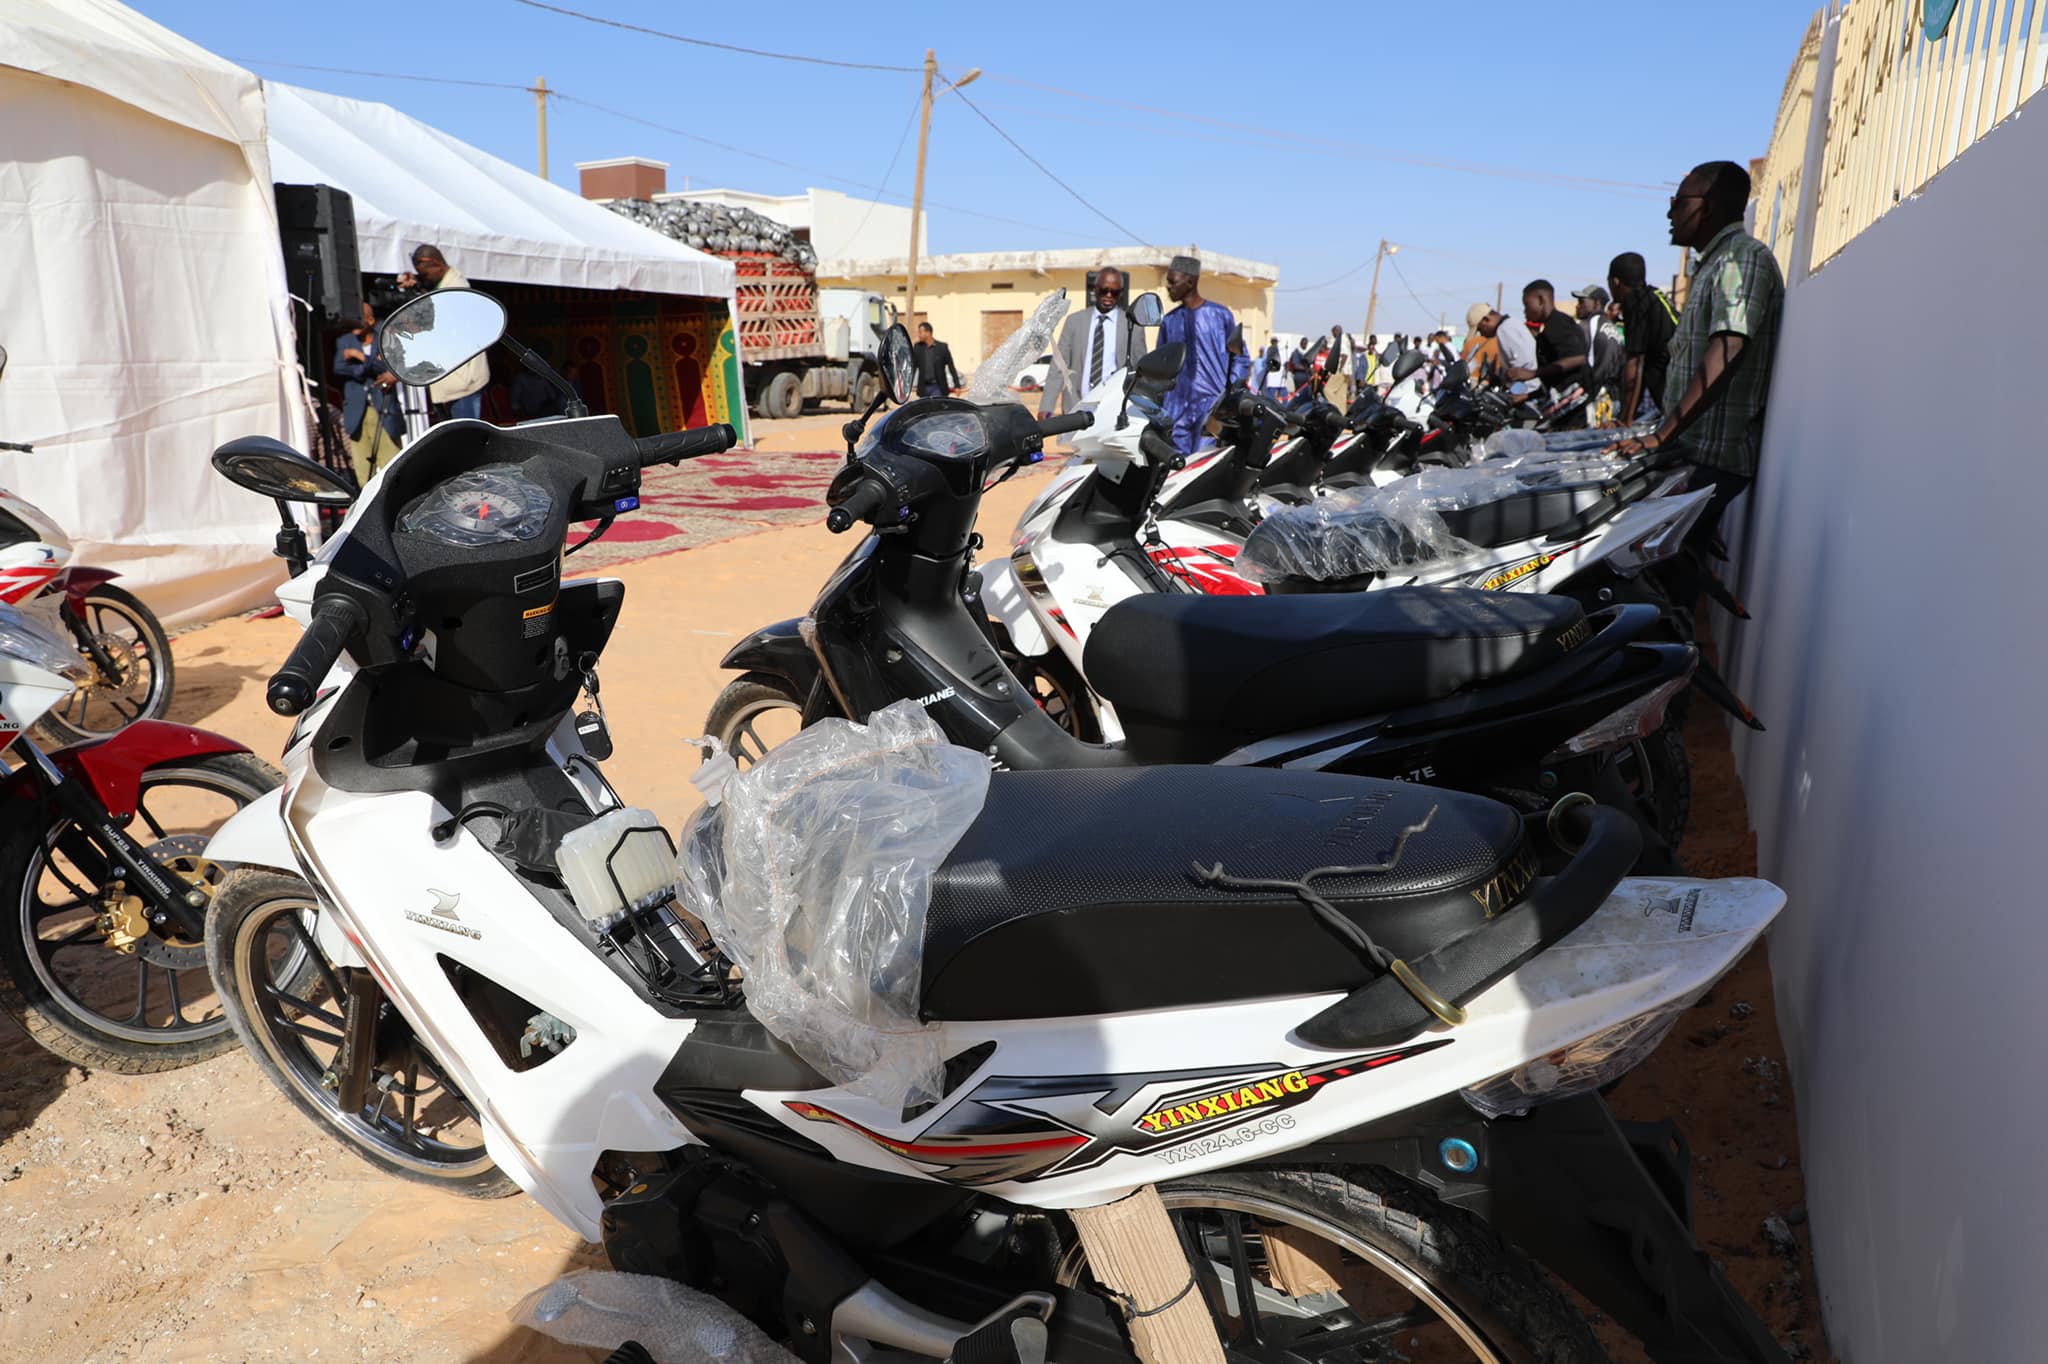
top-left (998, 645), bottom-right (1102, 743)
top-left (205, 867), bottom-right (516, 1197)
top-left (1056, 1168), bottom-right (1606, 1364)
top-left (33, 585), bottom-right (176, 746)
top-left (0, 751), bottom-right (279, 1072)
top-left (705, 673), bottom-right (806, 770)
top-left (1617, 725), bottom-right (1693, 853)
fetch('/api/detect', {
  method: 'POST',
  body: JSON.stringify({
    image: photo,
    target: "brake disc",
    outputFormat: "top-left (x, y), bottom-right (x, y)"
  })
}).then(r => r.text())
top-left (128, 834), bottom-right (216, 970)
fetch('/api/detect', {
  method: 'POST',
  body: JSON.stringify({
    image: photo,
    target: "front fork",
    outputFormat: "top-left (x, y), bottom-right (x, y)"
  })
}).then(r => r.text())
top-left (13, 736), bottom-right (209, 940)
top-left (50, 593), bottom-right (124, 682)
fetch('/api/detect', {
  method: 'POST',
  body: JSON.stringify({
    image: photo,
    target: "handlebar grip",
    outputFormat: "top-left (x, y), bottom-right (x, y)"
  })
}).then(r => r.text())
top-left (632, 423), bottom-right (737, 468)
top-left (826, 479), bottom-right (889, 534)
top-left (1040, 411), bottom-right (1094, 436)
top-left (268, 597), bottom-right (365, 717)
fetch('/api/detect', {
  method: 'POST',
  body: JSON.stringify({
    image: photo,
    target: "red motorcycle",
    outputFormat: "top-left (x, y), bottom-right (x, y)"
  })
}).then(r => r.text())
top-left (0, 605), bottom-right (279, 1070)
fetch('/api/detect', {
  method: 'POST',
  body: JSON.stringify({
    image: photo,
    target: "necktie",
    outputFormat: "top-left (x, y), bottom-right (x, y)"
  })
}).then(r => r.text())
top-left (1088, 313), bottom-right (1106, 394)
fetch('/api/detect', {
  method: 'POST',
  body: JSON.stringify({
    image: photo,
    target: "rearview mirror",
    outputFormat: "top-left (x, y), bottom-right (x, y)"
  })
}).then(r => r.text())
top-left (1392, 348), bottom-right (1428, 383)
top-left (1129, 292), bottom-right (1163, 328)
top-left (876, 323), bottom-right (915, 404)
top-left (212, 436), bottom-right (358, 506)
top-left (0, 345), bottom-right (8, 380)
top-left (1441, 359), bottom-right (1469, 390)
top-left (377, 288), bottom-right (508, 387)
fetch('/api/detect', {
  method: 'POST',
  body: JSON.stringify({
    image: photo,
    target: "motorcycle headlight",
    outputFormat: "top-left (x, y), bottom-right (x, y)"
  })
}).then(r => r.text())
top-left (1459, 992), bottom-right (1700, 1118)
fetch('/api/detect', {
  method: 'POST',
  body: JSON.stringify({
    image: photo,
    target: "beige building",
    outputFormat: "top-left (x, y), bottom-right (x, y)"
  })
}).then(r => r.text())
top-left (821, 247), bottom-right (1280, 375)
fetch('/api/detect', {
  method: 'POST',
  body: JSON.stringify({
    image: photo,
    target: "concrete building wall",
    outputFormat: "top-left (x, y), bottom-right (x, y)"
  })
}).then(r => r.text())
top-left (1720, 89), bottom-right (2048, 1364)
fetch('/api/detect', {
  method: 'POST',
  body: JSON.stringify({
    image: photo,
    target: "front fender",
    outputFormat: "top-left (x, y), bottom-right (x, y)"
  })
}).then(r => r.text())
top-left (50, 565), bottom-right (119, 606)
top-left (47, 720), bottom-right (253, 819)
top-left (976, 557), bottom-right (1051, 657)
top-left (202, 786), bottom-right (298, 872)
top-left (719, 619), bottom-right (821, 694)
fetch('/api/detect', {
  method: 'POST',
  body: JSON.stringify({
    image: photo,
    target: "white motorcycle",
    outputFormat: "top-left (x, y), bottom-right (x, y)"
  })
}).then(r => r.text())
top-left (0, 345), bottom-right (177, 744)
top-left (980, 352), bottom-right (1718, 742)
top-left (198, 287), bottom-right (1792, 1364)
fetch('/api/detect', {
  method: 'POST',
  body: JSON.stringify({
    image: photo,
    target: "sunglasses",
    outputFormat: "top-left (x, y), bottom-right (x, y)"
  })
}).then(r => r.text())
top-left (1094, 285), bottom-right (1121, 296)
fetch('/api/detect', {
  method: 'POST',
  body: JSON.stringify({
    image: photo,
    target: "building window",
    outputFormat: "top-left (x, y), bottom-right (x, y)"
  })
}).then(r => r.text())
top-left (990, 281), bottom-right (1014, 291)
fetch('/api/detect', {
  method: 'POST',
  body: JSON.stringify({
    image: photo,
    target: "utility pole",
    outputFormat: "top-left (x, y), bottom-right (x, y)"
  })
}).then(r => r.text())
top-left (1361, 239), bottom-right (1396, 345)
top-left (530, 76), bottom-right (551, 180)
top-left (1495, 282), bottom-right (1503, 313)
top-left (905, 52), bottom-right (980, 324)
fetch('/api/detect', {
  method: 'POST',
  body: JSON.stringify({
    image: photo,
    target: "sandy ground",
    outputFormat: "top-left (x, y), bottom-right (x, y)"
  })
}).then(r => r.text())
top-left (0, 427), bottom-right (1833, 1361)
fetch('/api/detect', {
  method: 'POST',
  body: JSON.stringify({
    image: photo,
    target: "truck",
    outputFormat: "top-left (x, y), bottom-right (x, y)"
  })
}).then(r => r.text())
top-left (726, 254), bottom-right (895, 419)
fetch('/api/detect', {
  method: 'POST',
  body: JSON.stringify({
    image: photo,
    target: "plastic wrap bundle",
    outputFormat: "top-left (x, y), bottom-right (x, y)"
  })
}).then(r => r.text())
top-left (964, 291), bottom-right (1069, 403)
top-left (1480, 422), bottom-right (1654, 461)
top-left (676, 701), bottom-right (991, 1112)
top-left (605, 197), bottom-right (819, 270)
top-left (509, 1270), bottom-right (796, 1364)
top-left (1238, 482), bottom-right (1481, 585)
top-left (0, 603), bottom-right (88, 681)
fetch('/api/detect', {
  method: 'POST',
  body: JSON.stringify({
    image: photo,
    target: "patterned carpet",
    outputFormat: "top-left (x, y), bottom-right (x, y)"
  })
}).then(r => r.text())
top-left (568, 446), bottom-right (848, 573)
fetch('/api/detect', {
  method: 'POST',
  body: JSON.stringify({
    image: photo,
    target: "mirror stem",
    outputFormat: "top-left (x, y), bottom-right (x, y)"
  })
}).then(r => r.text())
top-left (499, 334), bottom-right (587, 419)
top-left (842, 385), bottom-right (891, 460)
top-left (272, 498), bottom-right (313, 578)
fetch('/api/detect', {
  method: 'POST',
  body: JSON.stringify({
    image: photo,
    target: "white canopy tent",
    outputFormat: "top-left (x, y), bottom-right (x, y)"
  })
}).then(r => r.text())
top-left (0, 0), bottom-right (309, 625)
top-left (265, 83), bottom-right (735, 298)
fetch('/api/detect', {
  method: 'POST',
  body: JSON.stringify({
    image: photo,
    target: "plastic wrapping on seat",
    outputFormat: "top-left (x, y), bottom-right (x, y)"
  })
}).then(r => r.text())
top-left (677, 701), bottom-right (991, 1112)
top-left (964, 291), bottom-right (1069, 403)
top-left (1238, 486), bottom-right (1476, 584)
top-left (1480, 422), bottom-right (1653, 461)
top-left (0, 603), bottom-right (89, 682)
top-left (509, 1270), bottom-right (796, 1364)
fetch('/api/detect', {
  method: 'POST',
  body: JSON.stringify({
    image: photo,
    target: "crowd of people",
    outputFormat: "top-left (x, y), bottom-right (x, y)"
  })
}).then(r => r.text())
top-left (1029, 158), bottom-right (1784, 580)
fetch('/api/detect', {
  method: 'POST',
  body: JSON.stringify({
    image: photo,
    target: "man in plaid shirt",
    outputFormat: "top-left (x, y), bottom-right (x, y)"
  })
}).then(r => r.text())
top-left (1613, 160), bottom-right (1784, 553)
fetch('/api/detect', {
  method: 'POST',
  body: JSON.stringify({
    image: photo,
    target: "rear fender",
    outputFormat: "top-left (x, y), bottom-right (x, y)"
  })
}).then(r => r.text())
top-left (41, 721), bottom-right (252, 820)
top-left (720, 619), bottom-right (822, 695)
top-left (50, 565), bottom-right (120, 607)
top-left (975, 557), bottom-right (1052, 657)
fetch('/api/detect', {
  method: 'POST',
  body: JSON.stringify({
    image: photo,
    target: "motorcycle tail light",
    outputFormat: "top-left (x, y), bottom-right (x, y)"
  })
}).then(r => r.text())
top-left (1553, 671), bottom-right (1691, 757)
top-left (1459, 992), bottom-right (1699, 1118)
top-left (1624, 517), bottom-right (1690, 569)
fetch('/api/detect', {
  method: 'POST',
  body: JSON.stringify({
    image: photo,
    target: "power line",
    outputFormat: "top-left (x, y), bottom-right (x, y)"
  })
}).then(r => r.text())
top-left (945, 85), bottom-right (1147, 246)
top-left (511, 0), bottom-right (919, 72)
top-left (842, 94), bottom-right (923, 247)
top-left (1385, 254), bottom-right (1445, 321)
top-left (978, 72), bottom-right (1670, 199)
top-left (1275, 258), bottom-right (1377, 293)
top-left (551, 92), bottom-right (1103, 243)
top-left (229, 57), bottom-right (527, 90)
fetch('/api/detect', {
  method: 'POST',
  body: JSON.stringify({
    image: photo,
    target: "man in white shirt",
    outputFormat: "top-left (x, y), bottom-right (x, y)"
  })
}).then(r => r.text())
top-left (1039, 267), bottom-right (1152, 416)
top-left (1466, 302), bottom-right (1537, 398)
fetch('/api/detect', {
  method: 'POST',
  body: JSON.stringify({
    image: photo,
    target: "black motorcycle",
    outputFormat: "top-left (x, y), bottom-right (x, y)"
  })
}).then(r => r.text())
top-left (710, 333), bottom-right (1697, 868)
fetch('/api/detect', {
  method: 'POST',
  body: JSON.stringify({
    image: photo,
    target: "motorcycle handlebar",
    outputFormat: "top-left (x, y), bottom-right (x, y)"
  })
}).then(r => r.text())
top-left (826, 478), bottom-right (890, 533)
top-left (268, 597), bottom-right (365, 716)
top-left (631, 423), bottom-right (737, 468)
top-left (1039, 411), bottom-right (1094, 437)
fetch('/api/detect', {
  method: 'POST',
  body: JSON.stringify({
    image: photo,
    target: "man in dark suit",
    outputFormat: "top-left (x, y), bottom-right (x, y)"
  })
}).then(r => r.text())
top-left (912, 323), bottom-right (961, 398)
top-left (334, 302), bottom-right (405, 487)
top-left (1038, 266), bottom-right (1153, 417)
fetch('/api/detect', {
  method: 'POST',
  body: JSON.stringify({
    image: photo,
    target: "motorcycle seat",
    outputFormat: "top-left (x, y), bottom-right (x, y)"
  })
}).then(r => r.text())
top-left (920, 767), bottom-right (1531, 1022)
top-left (1432, 481), bottom-right (1611, 548)
top-left (1083, 588), bottom-right (1586, 760)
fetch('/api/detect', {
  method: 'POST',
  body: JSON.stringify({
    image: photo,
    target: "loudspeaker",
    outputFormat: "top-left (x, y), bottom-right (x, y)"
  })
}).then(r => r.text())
top-left (275, 183), bottom-right (363, 325)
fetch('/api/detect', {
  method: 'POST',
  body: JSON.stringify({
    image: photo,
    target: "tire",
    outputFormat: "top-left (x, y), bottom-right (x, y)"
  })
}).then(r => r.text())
top-left (205, 867), bottom-right (516, 1198)
top-left (706, 673), bottom-right (806, 769)
top-left (855, 370), bottom-right (883, 411)
top-left (33, 584), bottom-right (176, 746)
top-left (995, 641), bottom-right (1102, 743)
top-left (1062, 1167), bottom-right (1608, 1364)
top-left (1620, 725), bottom-right (1692, 852)
top-left (763, 371), bottom-right (803, 421)
top-left (0, 750), bottom-right (280, 1072)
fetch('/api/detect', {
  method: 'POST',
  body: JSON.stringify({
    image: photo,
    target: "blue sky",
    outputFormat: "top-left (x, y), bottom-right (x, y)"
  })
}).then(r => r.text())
top-left (136, 0), bottom-right (1814, 335)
